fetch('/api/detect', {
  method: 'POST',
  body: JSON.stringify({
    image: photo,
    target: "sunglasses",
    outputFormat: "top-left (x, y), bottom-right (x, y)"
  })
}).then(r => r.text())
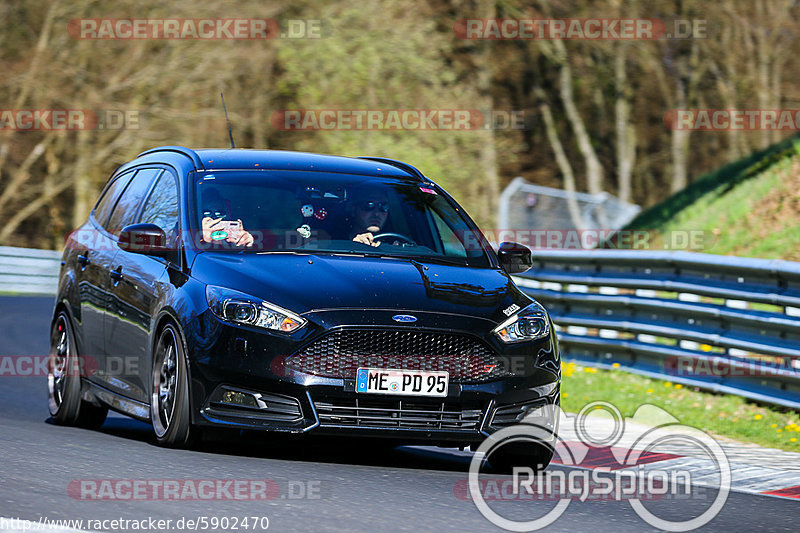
top-left (357, 201), bottom-right (389, 213)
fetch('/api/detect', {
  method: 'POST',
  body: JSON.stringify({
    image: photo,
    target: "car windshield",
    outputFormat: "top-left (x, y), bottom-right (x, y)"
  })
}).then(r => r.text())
top-left (190, 170), bottom-right (491, 267)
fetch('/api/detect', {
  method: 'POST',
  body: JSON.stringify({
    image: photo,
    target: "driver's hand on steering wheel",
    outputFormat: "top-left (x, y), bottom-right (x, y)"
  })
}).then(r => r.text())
top-left (353, 232), bottom-right (380, 247)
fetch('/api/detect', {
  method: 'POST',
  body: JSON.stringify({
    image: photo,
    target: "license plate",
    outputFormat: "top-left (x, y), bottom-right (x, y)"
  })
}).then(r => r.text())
top-left (355, 368), bottom-right (449, 397)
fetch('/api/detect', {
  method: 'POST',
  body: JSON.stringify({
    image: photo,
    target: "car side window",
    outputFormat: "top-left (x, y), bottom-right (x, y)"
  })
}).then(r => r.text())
top-left (139, 171), bottom-right (180, 244)
top-left (105, 168), bottom-right (162, 236)
top-left (431, 209), bottom-right (467, 258)
top-left (92, 171), bottom-right (135, 229)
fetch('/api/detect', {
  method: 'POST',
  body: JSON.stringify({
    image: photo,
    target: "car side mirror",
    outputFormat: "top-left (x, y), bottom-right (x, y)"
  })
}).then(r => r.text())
top-left (118, 223), bottom-right (170, 256)
top-left (498, 241), bottom-right (532, 274)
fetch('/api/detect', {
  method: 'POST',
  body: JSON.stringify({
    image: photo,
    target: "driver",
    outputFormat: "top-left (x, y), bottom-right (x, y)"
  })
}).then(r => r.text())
top-left (348, 189), bottom-right (390, 247)
top-left (200, 188), bottom-right (254, 247)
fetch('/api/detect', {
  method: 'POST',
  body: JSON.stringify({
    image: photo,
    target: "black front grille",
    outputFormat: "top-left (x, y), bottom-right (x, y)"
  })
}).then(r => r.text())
top-left (315, 397), bottom-right (483, 431)
top-left (286, 329), bottom-right (509, 382)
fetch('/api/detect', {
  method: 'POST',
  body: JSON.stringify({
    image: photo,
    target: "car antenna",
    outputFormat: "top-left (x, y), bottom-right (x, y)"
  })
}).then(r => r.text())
top-left (220, 92), bottom-right (235, 148)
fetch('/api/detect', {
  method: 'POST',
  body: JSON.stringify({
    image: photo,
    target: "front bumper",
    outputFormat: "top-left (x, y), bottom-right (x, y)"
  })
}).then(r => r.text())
top-left (194, 379), bottom-right (560, 446)
top-left (186, 312), bottom-right (561, 445)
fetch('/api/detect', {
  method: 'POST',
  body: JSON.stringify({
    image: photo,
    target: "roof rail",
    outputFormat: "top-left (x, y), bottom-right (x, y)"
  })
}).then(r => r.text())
top-left (137, 146), bottom-right (205, 170)
top-left (357, 156), bottom-right (425, 180)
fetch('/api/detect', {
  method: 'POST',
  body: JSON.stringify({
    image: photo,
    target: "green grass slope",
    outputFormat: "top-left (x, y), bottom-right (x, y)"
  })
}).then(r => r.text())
top-left (625, 135), bottom-right (800, 260)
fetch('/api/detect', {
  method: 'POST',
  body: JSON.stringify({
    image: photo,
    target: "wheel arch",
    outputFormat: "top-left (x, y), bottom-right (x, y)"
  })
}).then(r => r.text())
top-left (51, 298), bottom-right (82, 355)
top-left (150, 308), bottom-right (191, 369)
top-left (150, 307), bottom-right (199, 423)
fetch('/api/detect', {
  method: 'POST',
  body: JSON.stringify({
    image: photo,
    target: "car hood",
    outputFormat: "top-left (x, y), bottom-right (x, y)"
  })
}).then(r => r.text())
top-left (190, 252), bottom-right (531, 323)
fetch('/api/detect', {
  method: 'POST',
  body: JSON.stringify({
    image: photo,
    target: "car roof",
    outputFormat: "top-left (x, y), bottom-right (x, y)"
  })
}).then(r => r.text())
top-left (134, 146), bottom-right (425, 180)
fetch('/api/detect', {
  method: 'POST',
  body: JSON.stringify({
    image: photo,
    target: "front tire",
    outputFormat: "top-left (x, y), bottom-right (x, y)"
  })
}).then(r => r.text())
top-left (151, 322), bottom-right (199, 447)
top-left (48, 312), bottom-right (108, 428)
top-left (488, 441), bottom-right (555, 474)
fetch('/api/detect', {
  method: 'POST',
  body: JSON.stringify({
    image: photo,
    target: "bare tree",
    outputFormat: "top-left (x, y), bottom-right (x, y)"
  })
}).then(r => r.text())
top-left (534, 85), bottom-right (584, 229)
top-left (614, 42), bottom-right (636, 203)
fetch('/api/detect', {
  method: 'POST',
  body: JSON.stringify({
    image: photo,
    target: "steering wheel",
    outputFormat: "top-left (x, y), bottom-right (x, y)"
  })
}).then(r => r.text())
top-left (373, 232), bottom-right (416, 246)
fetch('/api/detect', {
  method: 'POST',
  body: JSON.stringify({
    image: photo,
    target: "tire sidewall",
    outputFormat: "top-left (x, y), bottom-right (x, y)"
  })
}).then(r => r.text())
top-left (48, 312), bottom-right (82, 424)
top-left (151, 322), bottom-right (194, 447)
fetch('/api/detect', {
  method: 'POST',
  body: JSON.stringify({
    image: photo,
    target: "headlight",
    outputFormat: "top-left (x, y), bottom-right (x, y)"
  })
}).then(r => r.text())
top-left (205, 285), bottom-right (307, 333)
top-left (493, 302), bottom-right (550, 343)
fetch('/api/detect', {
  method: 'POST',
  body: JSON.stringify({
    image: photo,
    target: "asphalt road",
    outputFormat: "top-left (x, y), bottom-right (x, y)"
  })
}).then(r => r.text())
top-left (0, 295), bottom-right (797, 532)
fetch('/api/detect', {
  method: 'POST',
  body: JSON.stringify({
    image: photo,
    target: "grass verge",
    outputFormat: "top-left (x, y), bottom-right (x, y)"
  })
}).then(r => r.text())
top-left (622, 134), bottom-right (800, 260)
top-left (625, 134), bottom-right (800, 231)
top-left (560, 361), bottom-right (800, 452)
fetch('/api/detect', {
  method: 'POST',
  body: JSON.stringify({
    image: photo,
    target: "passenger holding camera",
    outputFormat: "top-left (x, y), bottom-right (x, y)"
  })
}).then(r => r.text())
top-left (200, 188), bottom-right (254, 247)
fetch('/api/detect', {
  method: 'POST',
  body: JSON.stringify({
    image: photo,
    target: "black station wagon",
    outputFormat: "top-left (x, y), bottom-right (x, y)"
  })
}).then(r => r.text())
top-left (48, 146), bottom-right (560, 470)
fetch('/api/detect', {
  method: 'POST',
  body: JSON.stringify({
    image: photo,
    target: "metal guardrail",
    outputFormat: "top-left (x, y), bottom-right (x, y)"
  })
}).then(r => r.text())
top-left (515, 250), bottom-right (800, 410)
top-left (0, 246), bottom-right (61, 295)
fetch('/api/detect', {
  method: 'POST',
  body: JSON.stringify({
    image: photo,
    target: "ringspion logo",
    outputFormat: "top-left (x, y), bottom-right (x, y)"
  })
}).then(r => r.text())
top-left (465, 402), bottom-right (731, 530)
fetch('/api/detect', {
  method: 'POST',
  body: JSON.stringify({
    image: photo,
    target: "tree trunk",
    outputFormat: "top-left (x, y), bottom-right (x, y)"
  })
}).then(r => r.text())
top-left (671, 79), bottom-right (690, 194)
top-left (476, 0), bottom-right (498, 228)
top-left (552, 42), bottom-right (604, 196)
top-left (534, 86), bottom-right (584, 230)
top-left (614, 44), bottom-right (635, 203)
top-left (0, 0), bottom-right (60, 176)
top-left (71, 131), bottom-right (93, 228)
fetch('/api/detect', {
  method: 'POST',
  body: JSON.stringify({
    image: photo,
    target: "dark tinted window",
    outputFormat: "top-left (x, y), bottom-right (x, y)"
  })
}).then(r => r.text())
top-left (139, 171), bottom-right (180, 245)
top-left (106, 168), bottom-right (162, 235)
top-left (191, 171), bottom-right (491, 266)
top-left (93, 171), bottom-right (135, 228)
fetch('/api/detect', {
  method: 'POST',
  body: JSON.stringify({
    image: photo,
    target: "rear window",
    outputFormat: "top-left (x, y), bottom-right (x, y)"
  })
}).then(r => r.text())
top-left (92, 171), bottom-right (134, 228)
top-left (106, 168), bottom-right (162, 235)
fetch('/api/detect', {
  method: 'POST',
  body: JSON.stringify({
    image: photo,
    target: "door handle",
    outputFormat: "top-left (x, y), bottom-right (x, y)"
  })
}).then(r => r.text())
top-left (110, 267), bottom-right (124, 284)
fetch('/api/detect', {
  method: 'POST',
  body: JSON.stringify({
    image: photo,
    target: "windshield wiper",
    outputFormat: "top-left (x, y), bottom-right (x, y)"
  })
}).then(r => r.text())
top-left (252, 249), bottom-right (470, 266)
top-left (406, 255), bottom-right (469, 267)
top-left (352, 252), bottom-right (468, 266)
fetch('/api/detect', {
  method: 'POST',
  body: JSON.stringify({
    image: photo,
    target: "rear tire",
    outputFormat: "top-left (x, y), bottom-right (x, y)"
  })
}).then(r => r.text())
top-left (48, 312), bottom-right (108, 428)
top-left (151, 322), bottom-right (199, 447)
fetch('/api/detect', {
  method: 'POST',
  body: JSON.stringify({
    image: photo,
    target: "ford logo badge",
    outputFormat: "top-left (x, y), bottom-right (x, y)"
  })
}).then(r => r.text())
top-left (392, 314), bottom-right (417, 323)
